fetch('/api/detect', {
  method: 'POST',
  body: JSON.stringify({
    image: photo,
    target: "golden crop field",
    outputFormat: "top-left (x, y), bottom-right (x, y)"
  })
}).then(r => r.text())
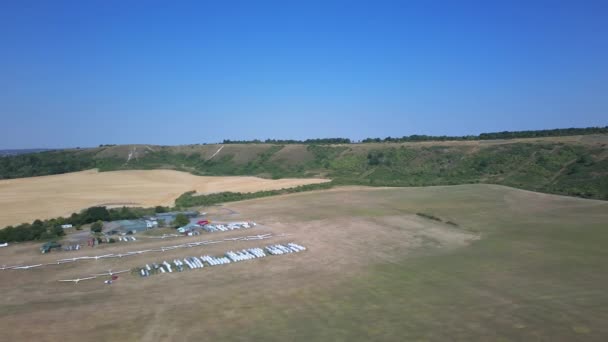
top-left (0, 169), bottom-right (329, 227)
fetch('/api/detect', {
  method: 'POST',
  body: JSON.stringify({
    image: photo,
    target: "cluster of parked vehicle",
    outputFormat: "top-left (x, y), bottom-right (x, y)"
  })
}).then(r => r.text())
top-left (202, 221), bottom-right (256, 232)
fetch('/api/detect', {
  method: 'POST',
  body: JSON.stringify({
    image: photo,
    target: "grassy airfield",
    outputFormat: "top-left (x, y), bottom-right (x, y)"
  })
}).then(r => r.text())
top-left (1, 185), bottom-right (607, 341)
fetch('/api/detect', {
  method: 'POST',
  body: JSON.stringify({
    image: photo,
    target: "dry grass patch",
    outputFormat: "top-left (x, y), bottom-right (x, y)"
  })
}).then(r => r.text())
top-left (0, 190), bottom-right (471, 341)
top-left (1, 185), bottom-right (606, 341)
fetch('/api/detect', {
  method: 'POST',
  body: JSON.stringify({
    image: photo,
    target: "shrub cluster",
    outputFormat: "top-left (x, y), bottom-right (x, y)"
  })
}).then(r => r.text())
top-left (175, 182), bottom-right (334, 208)
top-left (416, 213), bottom-right (442, 222)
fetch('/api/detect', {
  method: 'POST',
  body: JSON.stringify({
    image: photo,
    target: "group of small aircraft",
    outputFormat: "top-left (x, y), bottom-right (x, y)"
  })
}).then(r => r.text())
top-left (137, 242), bottom-right (307, 278)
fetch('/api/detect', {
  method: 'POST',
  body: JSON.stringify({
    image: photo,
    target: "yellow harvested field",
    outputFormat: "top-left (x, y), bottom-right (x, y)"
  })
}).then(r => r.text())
top-left (0, 169), bottom-right (329, 227)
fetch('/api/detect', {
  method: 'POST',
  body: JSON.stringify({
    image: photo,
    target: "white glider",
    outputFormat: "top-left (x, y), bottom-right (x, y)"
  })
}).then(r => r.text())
top-left (58, 276), bottom-right (97, 284)
top-left (93, 269), bottom-right (129, 276)
top-left (12, 264), bottom-right (43, 270)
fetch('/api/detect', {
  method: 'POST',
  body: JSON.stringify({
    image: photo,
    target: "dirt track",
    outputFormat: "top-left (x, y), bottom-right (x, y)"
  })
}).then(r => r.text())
top-left (0, 169), bottom-right (329, 227)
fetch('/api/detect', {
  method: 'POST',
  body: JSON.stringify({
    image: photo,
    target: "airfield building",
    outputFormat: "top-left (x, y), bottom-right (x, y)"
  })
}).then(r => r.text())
top-left (107, 220), bottom-right (153, 234)
top-left (154, 211), bottom-right (199, 224)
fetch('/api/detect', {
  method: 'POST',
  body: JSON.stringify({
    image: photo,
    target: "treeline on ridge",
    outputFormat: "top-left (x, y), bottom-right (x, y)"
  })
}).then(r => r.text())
top-left (223, 138), bottom-right (352, 144)
top-left (221, 126), bottom-right (608, 144)
top-left (360, 126), bottom-right (608, 142)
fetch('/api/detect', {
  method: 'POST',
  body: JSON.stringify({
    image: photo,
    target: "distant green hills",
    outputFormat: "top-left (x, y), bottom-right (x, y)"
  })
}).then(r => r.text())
top-left (1, 131), bottom-right (607, 200)
top-left (0, 148), bottom-right (55, 157)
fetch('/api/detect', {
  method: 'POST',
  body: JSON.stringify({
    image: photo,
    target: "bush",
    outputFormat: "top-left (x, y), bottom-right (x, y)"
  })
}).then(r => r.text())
top-left (83, 207), bottom-right (110, 223)
top-left (173, 214), bottom-right (190, 228)
top-left (90, 220), bottom-right (103, 233)
top-left (155, 206), bottom-right (168, 213)
top-left (416, 213), bottom-right (442, 222)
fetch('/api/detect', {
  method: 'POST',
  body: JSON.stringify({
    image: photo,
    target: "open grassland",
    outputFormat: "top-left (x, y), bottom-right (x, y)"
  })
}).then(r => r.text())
top-left (0, 169), bottom-right (328, 227)
top-left (0, 185), bottom-right (607, 341)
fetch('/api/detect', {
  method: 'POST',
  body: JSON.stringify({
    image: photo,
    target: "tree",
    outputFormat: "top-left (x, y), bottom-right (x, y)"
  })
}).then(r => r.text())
top-left (173, 214), bottom-right (189, 228)
top-left (90, 220), bottom-right (103, 233)
top-left (84, 207), bottom-right (110, 223)
top-left (39, 231), bottom-right (56, 240)
top-left (70, 212), bottom-right (82, 225)
top-left (117, 206), bottom-right (137, 220)
top-left (155, 206), bottom-right (168, 213)
top-left (51, 225), bottom-right (65, 237)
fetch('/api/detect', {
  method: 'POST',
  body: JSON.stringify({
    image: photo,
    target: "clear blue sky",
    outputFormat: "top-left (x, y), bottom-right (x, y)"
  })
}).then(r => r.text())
top-left (0, 0), bottom-right (606, 148)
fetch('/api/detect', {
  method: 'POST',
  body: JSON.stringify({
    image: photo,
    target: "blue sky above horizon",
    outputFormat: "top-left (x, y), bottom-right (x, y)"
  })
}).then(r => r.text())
top-left (0, 0), bottom-right (607, 149)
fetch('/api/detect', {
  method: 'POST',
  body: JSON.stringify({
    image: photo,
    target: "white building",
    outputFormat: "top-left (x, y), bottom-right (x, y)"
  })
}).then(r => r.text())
top-left (145, 220), bottom-right (158, 229)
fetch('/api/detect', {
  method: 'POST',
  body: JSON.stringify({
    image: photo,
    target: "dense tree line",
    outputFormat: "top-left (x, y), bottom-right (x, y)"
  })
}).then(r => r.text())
top-left (221, 127), bottom-right (607, 145)
top-left (0, 220), bottom-right (66, 243)
top-left (477, 127), bottom-right (608, 140)
top-left (362, 135), bottom-right (476, 143)
top-left (0, 206), bottom-right (155, 243)
top-left (0, 150), bottom-right (97, 179)
top-left (222, 138), bottom-right (352, 144)
top-left (361, 126), bottom-right (608, 143)
top-left (0, 149), bottom-right (54, 157)
top-left (174, 182), bottom-right (334, 207)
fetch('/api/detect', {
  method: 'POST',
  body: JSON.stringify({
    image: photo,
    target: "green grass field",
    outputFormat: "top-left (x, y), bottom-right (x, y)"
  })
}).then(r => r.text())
top-left (215, 185), bottom-right (608, 341)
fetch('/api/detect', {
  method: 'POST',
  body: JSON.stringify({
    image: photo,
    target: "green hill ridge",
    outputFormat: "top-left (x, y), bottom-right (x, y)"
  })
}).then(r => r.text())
top-left (1, 133), bottom-right (607, 200)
